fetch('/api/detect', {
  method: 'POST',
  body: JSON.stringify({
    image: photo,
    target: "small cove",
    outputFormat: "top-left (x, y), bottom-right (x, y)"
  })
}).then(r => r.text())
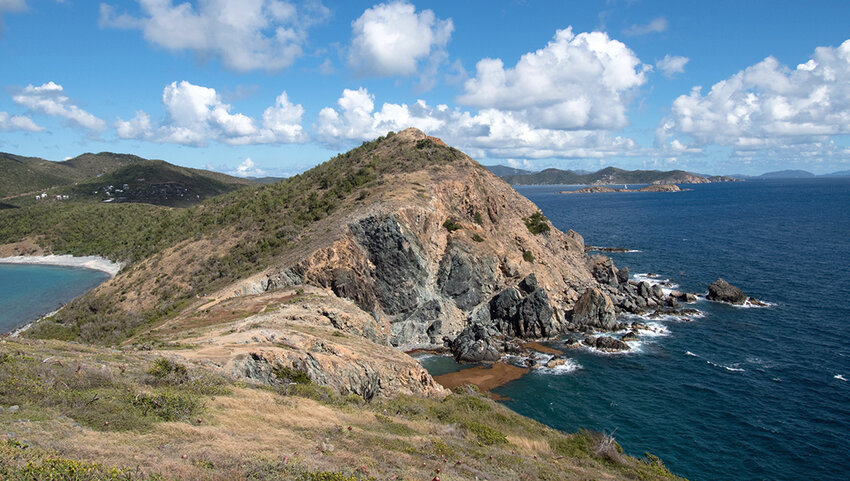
top-left (0, 263), bottom-right (111, 333)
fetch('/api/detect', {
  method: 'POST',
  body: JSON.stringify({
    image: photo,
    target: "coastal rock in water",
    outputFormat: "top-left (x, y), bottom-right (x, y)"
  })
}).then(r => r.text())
top-left (621, 331), bottom-right (639, 342)
top-left (489, 274), bottom-right (557, 338)
top-left (583, 335), bottom-right (630, 352)
top-left (571, 287), bottom-right (618, 331)
top-left (707, 278), bottom-right (747, 305)
top-left (588, 255), bottom-right (620, 286)
top-left (448, 324), bottom-right (502, 363)
top-left (616, 266), bottom-right (630, 285)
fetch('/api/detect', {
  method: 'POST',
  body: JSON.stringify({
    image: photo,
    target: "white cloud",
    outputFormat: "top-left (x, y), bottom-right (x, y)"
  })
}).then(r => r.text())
top-left (657, 39), bottom-right (850, 160)
top-left (116, 80), bottom-right (306, 146)
top-left (457, 27), bottom-right (648, 131)
top-left (316, 87), bottom-right (638, 159)
top-left (12, 81), bottom-right (106, 131)
top-left (99, 0), bottom-right (329, 71)
top-left (230, 157), bottom-right (266, 177)
top-left (0, 111), bottom-right (43, 132)
top-left (624, 16), bottom-right (667, 36)
top-left (348, 1), bottom-right (453, 78)
top-left (656, 54), bottom-right (689, 78)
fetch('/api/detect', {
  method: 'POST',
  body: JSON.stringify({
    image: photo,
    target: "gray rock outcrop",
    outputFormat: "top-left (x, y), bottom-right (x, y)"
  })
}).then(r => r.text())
top-left (707, 278), bottom-right (747, 305)
top-left (448, 324), bottom-right (502, 362)
top-left (571, 287), bottom-right (618, 331)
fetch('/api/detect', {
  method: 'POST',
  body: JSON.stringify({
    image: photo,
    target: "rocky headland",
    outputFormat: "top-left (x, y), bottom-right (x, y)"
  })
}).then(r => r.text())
top-left (0, 128), bottom-right (694, 480)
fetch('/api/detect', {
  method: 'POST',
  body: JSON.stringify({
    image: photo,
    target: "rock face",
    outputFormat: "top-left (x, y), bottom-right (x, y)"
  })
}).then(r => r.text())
top-left (707, 278), bottom-right (747, 304)
top-left (571, 288), bottom-right (618, 331)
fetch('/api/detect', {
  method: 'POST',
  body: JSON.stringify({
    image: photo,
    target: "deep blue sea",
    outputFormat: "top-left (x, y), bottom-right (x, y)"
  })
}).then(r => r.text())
top-left (0, 264), bottom-right (110, 333)
top-left (422, 178), bottom-right (850, 481)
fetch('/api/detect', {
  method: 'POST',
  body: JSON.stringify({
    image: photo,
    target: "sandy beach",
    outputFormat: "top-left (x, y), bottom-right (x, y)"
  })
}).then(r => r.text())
top-left (433, 362), bottom-right (529, 393)
top-left (0, 254), bottom-right (123, 277)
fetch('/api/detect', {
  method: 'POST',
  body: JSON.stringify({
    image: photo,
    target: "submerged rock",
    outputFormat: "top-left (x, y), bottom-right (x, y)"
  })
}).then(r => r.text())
top-left (706, 278), bottom-right (747, 305)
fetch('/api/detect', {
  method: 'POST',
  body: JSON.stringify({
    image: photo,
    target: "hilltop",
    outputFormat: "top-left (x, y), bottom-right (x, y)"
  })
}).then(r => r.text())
top-left (0, 151), bottom-right (140, 198)
top-left (0, 152), bottom-right (252, 207)
top-left (0, 129), bottom-right (687, 480)
top-left (494, 165), bottom-right (740, 185)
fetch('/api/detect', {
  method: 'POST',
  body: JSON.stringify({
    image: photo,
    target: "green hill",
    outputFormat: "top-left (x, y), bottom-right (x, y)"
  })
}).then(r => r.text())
top-left (67, 159), bottom-right (254, 207)
top-left (0, 151), bottom-right (140, 199)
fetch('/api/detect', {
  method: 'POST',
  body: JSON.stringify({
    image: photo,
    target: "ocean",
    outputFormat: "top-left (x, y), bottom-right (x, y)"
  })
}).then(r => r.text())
top-left (0, 264), bottom-right (110, 333)
top-left (421, 178), bottom-right (850, 481)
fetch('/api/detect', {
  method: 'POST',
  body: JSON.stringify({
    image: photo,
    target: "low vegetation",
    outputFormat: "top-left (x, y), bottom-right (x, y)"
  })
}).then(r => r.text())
top-left (524, 211), bottom-right (551, 235)
top-left (0, 339), bottom-right (685, 480)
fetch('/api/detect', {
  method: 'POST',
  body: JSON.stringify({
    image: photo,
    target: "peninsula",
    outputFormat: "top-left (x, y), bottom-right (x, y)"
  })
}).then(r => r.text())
top-left (0, 129), bottom-right (686, 480)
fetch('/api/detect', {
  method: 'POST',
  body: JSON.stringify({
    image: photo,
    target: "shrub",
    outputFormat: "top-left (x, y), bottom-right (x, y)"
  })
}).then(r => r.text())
top-left (523, 250), bottom-right (535, 263)
top-left (472, 233), bottom-right (484, 242)
top-left (474, 211), bottom-right (483, 225)
top-left (443, 218), bottom-right (462, 231)
top-left (272, 365), bottom-right (312, 385)
top-left (462, 420), bottom-right (507, 445)
top-left (147, 358), bottom-right (188, 380)
top-left (523, 211), bottom-right (550, 235)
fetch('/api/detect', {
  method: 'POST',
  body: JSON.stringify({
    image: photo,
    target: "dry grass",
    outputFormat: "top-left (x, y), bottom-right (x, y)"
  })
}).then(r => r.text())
top-left (0, 338), bottom-right (686, 481)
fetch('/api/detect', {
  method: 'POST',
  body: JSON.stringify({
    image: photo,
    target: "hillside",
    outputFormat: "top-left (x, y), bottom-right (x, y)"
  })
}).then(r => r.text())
top-left (0, 152), bottom-right (251, 207)
top-left (495, 165), bottom-right (740, 185)
top-left (67, 159), bottom-right (254, 206)
top-left (0, 129), bottom-right (692, 480)
top-left (0, 151), bottom-right (138, 198)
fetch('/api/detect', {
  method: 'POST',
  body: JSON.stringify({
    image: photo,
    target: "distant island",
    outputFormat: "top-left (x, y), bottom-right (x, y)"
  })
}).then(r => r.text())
top-left (564, 184), bottom-right (690, 194)
top-left (486, 164), bottom-right (850, 185)
top-left (488, 165), bottom-right (741, 186)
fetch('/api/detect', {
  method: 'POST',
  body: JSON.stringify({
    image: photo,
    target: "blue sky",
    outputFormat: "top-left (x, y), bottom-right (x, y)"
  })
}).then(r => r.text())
top-left (1, 0), bottom-right (848, 176)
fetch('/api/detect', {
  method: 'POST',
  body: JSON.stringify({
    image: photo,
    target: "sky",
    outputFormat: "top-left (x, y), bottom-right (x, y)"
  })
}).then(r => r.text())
top-left (1, 0), bottom-right (849, 177)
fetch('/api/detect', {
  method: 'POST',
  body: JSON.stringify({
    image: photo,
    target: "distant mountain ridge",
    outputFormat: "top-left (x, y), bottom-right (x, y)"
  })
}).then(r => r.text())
top-left (492, 165), bottom-right (740, 186)
top-left (0, 152), bottom-right (142, 198)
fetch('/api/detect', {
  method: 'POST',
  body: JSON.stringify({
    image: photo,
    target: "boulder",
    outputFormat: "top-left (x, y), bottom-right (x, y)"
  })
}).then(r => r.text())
top-left (707, 278), bottom-right (747, 305)
top-left (571, 288), bottom-right (618, 331)
top-left (588, 256), bottom-right (619, 286)
top-left (621, 331), bottom-right (639, 342)
top-left (651, 285), bottom-right (665, 299)
top-left (489, 275), bottom-right (556, 338)
top-left (638, 281), bottom-right (652, 299)
top-left (583, 335), bottom-right (630, 352)
top-left (616, 266), bottom-right (630, 285)
top-left (448, 324), bottom-right (501, 363)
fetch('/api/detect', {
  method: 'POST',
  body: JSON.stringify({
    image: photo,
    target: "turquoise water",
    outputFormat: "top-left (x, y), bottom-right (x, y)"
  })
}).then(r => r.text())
top-left (422, 178), bottom-right (850, 481)
top-left (0, 264), bottom-right (110, 333)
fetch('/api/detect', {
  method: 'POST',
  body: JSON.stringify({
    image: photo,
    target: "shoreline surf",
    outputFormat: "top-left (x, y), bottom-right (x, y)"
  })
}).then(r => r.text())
top-left (0, 254), bottom-right (123, 277)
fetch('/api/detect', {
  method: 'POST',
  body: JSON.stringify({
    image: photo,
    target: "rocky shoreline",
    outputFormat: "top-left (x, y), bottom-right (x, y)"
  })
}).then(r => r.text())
top-left (440, 253), bottom-right (765, 387)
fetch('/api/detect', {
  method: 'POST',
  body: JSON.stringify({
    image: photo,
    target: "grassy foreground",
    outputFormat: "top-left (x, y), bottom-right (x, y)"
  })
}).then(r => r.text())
top-left (0, 338), bottom-right (684, 481)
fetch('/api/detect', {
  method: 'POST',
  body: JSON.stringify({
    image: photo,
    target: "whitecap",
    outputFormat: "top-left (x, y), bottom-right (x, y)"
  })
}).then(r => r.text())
top-left (686, 351), bottom-right (698, 357)
top-left (536, 358), bottom-right (582, 375)
top-left (835, 374), bottom-right (847, 382)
